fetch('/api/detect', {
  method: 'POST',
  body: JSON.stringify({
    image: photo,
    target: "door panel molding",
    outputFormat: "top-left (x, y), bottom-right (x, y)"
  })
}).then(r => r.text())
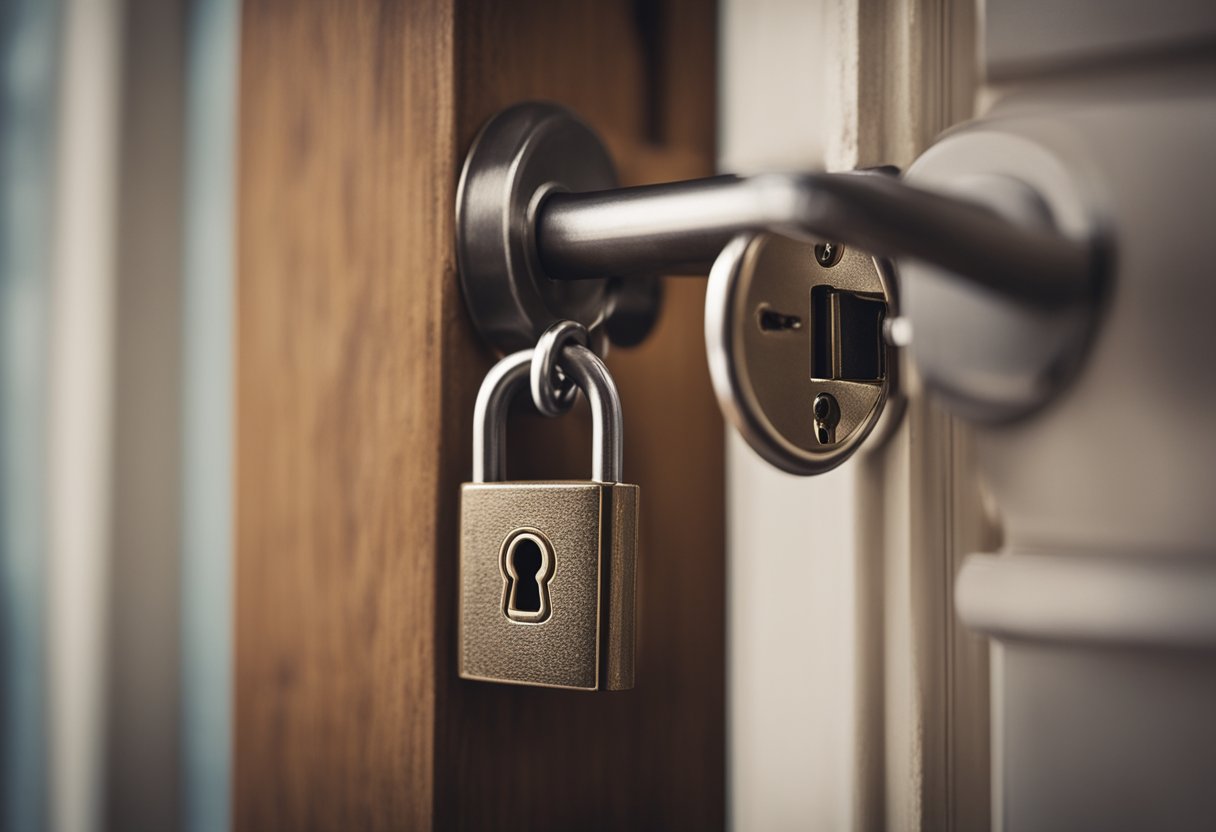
top-left (850, 2), bottom-right (992, 831)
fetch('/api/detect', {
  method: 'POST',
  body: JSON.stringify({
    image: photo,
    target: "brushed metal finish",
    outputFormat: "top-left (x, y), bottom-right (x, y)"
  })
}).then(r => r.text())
top-left (472, 344), bottom-right (623, 484)
top-left (459, 482), bottom-right (639, 691)
top-left (455, 102), bottom-right (619, 352)
top-left (536, 171), bottom-right (1095, 309)
top-left (464, 345), bottom-right (637, 690)
top-left (457, 102), bottom-right (627, 352)
top-left (705, 233), bottom-right (901, 475)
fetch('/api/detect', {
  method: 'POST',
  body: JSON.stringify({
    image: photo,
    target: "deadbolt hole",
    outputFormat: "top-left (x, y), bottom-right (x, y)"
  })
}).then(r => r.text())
top-left (809, 285), bottom-right (886, 382)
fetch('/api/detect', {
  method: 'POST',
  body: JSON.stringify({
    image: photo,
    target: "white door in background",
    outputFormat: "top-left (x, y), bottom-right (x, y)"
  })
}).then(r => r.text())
top-left (725, 2), bottom-right (1216, 831)
top-left (723, 1), bottom-right (986, 830)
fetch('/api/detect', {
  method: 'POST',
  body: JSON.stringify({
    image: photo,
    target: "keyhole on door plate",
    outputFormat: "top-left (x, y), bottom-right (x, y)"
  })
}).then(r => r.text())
top-left (501, 530), bottom-right (554, 623)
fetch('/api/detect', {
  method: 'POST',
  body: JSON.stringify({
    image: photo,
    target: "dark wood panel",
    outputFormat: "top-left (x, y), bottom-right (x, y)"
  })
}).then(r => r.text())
top-left (237, 1), bottom-right (721, 828)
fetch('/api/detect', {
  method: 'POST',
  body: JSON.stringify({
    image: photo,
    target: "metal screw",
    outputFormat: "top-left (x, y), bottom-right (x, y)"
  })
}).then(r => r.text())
top-left (812, 393), bottom-right (832, 421)
top-left (814, 242), bottom-right (843, 268)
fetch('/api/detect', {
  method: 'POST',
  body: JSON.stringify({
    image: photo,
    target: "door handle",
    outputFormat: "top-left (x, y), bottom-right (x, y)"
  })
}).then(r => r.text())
top-left (456, 102), bottom-right (1109, 471)
top-left (534, 171), bottom-right (1093, 308)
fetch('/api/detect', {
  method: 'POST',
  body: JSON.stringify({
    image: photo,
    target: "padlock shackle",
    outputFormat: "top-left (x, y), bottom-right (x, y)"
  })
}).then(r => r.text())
top-left (562, 343), bottom-right (624, 484)
top-left (472, 345), bottom-right (623, 484)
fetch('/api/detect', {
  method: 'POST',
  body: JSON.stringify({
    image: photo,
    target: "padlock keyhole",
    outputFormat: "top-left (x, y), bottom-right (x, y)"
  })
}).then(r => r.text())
top-left (501, 531), bottom-right (553, 623)
top-left (510, 539), bottom-right (543, 612)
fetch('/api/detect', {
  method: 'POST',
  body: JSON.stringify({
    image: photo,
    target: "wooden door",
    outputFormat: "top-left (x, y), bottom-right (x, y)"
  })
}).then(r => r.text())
top-left (235, 1), bottom-right (723, 828)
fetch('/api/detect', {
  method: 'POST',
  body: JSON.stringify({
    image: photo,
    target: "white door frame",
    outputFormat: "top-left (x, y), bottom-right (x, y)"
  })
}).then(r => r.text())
top-left (724, 2), bottom-right (989, 829)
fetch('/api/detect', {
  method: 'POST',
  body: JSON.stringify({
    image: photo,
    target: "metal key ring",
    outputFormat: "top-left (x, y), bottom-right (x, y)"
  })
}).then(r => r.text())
top-left (531, 320), bottom-right (590, 416)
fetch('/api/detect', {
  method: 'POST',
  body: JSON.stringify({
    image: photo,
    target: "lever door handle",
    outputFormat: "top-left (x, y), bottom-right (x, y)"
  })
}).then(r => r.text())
top-left (457, 102), bottom-right (1104, 355)
top-left (456, 101), bottom-right (1109, 467)
top-left (536, 171), bottom-right (1095, 309)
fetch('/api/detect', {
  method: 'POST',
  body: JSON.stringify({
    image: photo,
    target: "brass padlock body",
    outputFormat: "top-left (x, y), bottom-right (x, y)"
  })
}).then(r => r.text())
top-left (459, 481), bottom-right (638, 691)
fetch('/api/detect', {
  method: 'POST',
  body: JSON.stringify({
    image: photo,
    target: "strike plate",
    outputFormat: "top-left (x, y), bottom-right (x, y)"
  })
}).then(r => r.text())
top-left (705, 233), bottom-right (903, 475)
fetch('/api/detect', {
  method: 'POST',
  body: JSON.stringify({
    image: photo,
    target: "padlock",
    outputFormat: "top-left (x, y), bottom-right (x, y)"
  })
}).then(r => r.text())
top-left (459, 345), bottom-right (639, 691)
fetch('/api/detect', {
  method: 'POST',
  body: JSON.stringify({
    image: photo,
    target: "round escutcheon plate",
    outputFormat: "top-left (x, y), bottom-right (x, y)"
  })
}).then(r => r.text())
top-left (705, 233), bottom-right (902, 475)
top-left (456, 102), bottom-right (618, 353)
top-left (456, 101), bottom-right (665, 354)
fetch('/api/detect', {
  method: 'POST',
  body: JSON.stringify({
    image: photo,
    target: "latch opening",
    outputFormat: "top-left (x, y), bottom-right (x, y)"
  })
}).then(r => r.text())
top-left (810, 285), bottom-right (886, 382)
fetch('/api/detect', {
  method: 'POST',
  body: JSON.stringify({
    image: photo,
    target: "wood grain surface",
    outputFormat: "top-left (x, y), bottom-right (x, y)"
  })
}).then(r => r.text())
top-left (236, 1), bottom-right (722, 828)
